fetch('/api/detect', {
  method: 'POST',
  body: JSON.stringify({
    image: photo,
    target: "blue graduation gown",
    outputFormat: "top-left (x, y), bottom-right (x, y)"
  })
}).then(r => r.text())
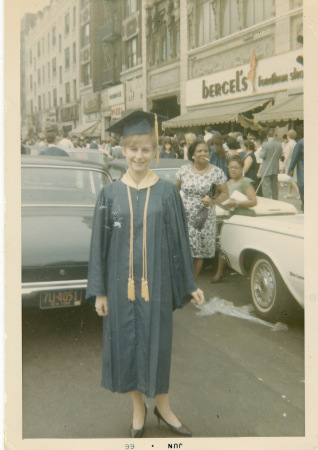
top-left (86, 177), bottom-right (196, 398)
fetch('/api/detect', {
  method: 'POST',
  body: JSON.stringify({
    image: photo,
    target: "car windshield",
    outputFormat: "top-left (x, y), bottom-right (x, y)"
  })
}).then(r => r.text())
top-left (153, 169), bottom-right (177, 184)
top-left (22, 166), bottom-right (109, 205)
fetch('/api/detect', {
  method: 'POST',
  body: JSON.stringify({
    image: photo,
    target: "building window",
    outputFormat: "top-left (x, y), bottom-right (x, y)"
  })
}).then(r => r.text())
top-left (65, 12), bottom-right (70, 35)
top-left (38, 68), bottom-right (41, 85)
top-left (53, 88), bottom-right (57, 107)
top-left (127, 37), bottom-right (137, 68)
top-left (196, 0), bottom-right (216, 46)
top-left (59, 34), bottom-right (62, 52)
top-left (290, 0), bottom-right (302, 8)
top-left (73, 6), bottom-right (76, 28)
top-left (30, 75), bottom-right (33, 90)
top-left (29, 50), bottom-right (32, 65)
top-left (48, 62), bottom-right (50, 80)
top-left (34, 82), bottom-right (36, 95)
top-left (73, 79), bottom-right (77, 101)
top-left (126, 0), bottom-right (137, 16)
top-left (59, 66), bottom-right (63, 84)
top-left (158, 14), bottom-right (168, 62)
top-left (43, 93), bottom-right (46, 110)
top-left (42, 38), bottom-right (44, 55)
top-left (81, 0), bottom-right (89, 8)
top-left (37, 41), bottom-right (41, 57)
top-left (65, 82), bottom-right (71, 103)
top-left (244, 0), bottom-right (274, 28)
top-left (60, 97), bottom-right (63, 106)
top-left (65, 47), bottom-right (70, 69)
top-left (81, 23), bottom-right (90, 47)
top-left (48, 92), bottom-right (51, 108)
top-left (30, 100), bottom-right (33, 114)
top-left (47, 33), bottom-right (50, 52)
top-left (221, 0), bottom-right (239, 38)
top-left (42, 66), bottom-right (45, 83)
top-left (73, 42), bottom-right (76, 63)
top-left (82, 63), bottom-right (90, 86)
top-left (52, 26), bottom-right (56, 45)
top-left (52, 57), bottom-right (56, 77)
top-left (38, 95), bottom-right (41, 111)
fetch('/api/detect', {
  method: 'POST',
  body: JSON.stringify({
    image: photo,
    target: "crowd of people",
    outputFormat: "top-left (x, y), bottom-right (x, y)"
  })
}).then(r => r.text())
top-left (156, 125), bottom-right (304, 210)
top-left (22, 123), bottom-right (304, 214)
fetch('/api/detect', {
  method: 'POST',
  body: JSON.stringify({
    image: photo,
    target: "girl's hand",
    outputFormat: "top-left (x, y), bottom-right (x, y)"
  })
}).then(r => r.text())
top-left (95, 296), bottom-right (109, 316)
top-left (191, 288), bottom-right (205, 306)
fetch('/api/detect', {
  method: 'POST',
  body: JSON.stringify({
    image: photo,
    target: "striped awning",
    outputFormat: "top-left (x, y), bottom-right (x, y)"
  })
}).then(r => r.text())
top-left (162, 97), bottom-right (273, 129)
top-left (69, 121), bottom-right (101, 137)
top-left (253, 94), bottom-right (303, 123)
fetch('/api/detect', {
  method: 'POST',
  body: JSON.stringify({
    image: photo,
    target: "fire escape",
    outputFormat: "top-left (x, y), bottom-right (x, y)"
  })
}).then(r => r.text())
top-left (99, 0), bottom-right (121, 88)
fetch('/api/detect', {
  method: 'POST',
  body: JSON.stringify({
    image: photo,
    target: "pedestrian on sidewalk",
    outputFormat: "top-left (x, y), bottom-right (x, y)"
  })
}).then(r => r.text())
top-left (259, 129), bottom-right (282, 199)
top-left (289, 137), bottom-right (304, 211)
top-left (86, 110), bottom-right (204, 439)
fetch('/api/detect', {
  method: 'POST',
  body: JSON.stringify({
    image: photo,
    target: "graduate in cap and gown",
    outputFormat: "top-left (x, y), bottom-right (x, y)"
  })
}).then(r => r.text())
top-left (86, 110), bottom-right (205, 438)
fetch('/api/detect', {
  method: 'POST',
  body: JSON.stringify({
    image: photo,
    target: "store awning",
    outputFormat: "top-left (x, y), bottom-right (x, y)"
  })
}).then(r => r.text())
top-left (69, 121), bottom-right (101, 137)
top-left (253, 94), bottom-right (303, 124)
top-left (162, 97), bottom-right (273, 129)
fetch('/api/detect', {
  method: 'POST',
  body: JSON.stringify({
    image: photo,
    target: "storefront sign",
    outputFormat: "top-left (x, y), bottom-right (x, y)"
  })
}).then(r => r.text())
top-left (108, 84), bottom-right (124, 107)
top-left (126, 77), bottom-right (143, 110)
top-left (111, 104), bottom-right (125, 119)
top-left (60, 104), bottom-right (79, 122)
top-left (83, 93), bottom-right (100, 114)
top-left (186, 50), bottom-right (303, 107)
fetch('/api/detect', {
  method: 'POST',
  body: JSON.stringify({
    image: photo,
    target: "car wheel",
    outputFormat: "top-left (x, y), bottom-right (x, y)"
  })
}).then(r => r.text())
top-left (250, 255), bottom-right (293, 323)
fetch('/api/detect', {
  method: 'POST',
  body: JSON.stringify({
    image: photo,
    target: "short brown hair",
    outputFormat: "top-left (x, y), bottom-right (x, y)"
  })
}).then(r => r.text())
top-left (228, 154), bottom-right (244, 168)
top-left (121, 133), bottom-right (157, 149)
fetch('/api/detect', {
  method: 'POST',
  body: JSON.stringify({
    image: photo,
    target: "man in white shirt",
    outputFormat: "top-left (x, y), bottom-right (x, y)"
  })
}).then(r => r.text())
top-left (59, 132), bottom-right (74, 151)
top-left (203, 126), bottom-right (213, 143)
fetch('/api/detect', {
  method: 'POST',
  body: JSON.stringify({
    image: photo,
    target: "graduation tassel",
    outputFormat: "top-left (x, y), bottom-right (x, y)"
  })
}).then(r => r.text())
top-left (141, 278), bottom-right (149, 302)
top-left (154, 113), bottom-right (159, 163)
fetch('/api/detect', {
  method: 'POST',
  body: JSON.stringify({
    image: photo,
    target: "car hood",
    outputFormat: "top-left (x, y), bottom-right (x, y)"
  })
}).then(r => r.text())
top-left (22, 205), bottom-right (95, 267)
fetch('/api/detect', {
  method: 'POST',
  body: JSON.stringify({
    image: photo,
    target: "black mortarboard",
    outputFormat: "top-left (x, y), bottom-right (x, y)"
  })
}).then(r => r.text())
top-left (106, 110), bottom-right (166, 138)
top-left (106, 110), bottom-right (167, 162)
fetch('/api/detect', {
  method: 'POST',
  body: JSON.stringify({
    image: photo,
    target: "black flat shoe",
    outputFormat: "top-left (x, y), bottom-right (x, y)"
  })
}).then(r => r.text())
top-left (154, 406), bottom-right (192, 437)
top-left (210, 276), bottom-right (223, 284)
top-left (130, 403), bottom-right (147, 438)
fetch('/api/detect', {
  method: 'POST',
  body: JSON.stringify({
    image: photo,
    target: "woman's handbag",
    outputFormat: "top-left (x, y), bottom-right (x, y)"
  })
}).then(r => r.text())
top-left (193, 206), bottom-right (209, 231)
top-left (193, 184), bottom-right (218, 231)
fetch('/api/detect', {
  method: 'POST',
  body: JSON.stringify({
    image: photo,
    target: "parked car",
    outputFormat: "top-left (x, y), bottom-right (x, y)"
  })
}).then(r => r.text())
top-left (21, 155), bottom-right (112, 309)
top-left (220, 212), bottom-right (304, 322)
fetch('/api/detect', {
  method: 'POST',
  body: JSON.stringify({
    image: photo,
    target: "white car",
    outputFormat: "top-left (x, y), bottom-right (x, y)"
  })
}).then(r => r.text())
top-left (220, 198), bottom-right (304, 322)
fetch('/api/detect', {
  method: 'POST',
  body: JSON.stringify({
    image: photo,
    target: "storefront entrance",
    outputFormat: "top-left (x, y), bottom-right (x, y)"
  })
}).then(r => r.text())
top-left (151, 96), bottom-right (180, 119)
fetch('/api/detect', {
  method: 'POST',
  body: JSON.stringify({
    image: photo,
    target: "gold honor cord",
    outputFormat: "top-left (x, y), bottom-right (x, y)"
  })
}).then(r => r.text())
top-left (127, 185), bottom-right (151, 302)
top-left (127, 185), bottom-right (135, 301)
top-left (142, 187), bottom-right (151, 301)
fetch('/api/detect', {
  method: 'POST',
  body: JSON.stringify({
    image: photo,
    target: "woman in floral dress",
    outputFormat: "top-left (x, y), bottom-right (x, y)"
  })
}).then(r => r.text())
top-left (175, 139), bottom-right (229, 280)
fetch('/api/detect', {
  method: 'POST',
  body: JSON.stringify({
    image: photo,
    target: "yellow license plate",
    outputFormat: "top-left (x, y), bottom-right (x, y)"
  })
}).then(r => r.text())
top-left (40, 289), bottom-right (83, 309)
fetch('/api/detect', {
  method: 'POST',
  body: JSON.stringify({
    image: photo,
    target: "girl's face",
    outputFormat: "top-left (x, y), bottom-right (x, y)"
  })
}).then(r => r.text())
top-left (192, 143), bottom-right (210, 164)
top-left (165, 143), bottom-right (172, 151)
top-left (123, 134), bottom-right (155, 176)
top-left (228, 161), bottom-right (243, 180)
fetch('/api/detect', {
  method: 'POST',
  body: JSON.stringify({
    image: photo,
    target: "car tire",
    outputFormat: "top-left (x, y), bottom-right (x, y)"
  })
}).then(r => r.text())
top-left (250, 254), bottom-right (294, 323)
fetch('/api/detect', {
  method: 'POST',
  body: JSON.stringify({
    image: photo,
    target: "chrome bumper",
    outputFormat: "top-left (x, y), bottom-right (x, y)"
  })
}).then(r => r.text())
top-left (21, 279), bottom-right (87, 296)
